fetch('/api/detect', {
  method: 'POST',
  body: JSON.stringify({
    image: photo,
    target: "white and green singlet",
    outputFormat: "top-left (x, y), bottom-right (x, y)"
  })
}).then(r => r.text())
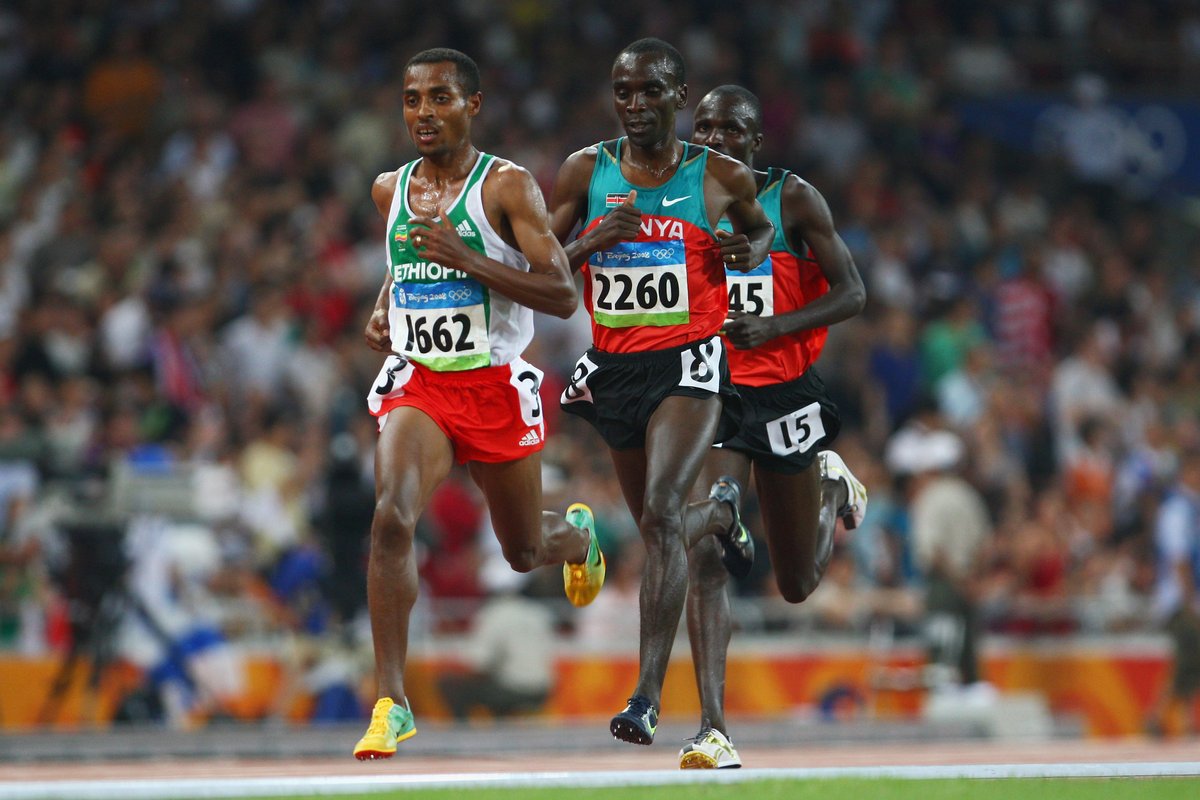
top-left (384, 153), bottom-right (533, 371)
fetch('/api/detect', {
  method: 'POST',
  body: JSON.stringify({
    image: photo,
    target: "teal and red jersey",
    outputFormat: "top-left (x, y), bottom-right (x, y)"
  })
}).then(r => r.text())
top-left (580, 139), bottom-right (727, 353)
top-left (719, 168), bottom-right (829, 386)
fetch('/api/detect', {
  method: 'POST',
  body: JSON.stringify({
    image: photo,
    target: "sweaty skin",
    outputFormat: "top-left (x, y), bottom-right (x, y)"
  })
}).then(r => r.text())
top-left (547, 49), bottom-right (775, 715)
top-left (362, 57), bottom-right (591, 712)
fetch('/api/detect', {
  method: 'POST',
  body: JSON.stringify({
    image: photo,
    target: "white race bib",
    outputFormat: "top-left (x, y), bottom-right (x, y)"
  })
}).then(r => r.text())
top-left (590, 240), bottom-right (690, 328)
top-left (766, 402), bottom-right (825, 456)
top-left (390, 278), bottom-right (490, 371)
top-left (726, 255), bottom-right (774, 316)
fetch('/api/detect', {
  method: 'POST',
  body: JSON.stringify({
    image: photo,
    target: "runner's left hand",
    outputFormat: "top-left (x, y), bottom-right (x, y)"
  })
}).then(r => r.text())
top-left (721, 311), bottom-right (780, 349)
top-left (715, 229), bottom-right (752, 272)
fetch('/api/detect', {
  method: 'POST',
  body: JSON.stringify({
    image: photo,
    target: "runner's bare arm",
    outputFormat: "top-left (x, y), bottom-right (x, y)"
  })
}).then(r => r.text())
top-left (771, 176), bottom-right (865, 332)
top-left (707, 153), bottom-right (773, 271)
top-left (491, 161), bottom-right (578, 317)
top-left (364, 275), bottom-right (392, 352)
top-left (408, 162), bottom-right (577, 318)
top-left (549, 148), bottom-right (641, 273)
top-left (722, 176), bottom-right (866, 350)
top-left (364, 171), bottom-right (400, 352)
top-left (371, 170), bottom-right (399, 218)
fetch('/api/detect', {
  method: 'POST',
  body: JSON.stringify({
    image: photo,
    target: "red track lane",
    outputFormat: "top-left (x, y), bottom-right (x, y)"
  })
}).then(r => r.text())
top-left (1, 738), bottom-right (1198, 781)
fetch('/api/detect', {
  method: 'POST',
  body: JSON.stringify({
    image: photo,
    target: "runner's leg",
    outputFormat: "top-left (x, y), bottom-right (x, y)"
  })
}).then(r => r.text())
top-left (469, 453), bottom-right (591, 569)
top-left (369, 407), bottom-right (454, 700)
top-left (756, 460), bottom-right (841, 603)
top-left (685, 448), bottom-right (752, 734)
top-left (619, 394), bottom-right (722, 708)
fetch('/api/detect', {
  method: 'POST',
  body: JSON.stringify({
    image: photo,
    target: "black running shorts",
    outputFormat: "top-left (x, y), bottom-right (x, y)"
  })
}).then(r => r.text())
top-left (559, 334), bottom-right (741, 450)
top-left (717, 368), bottom-right (841, 474)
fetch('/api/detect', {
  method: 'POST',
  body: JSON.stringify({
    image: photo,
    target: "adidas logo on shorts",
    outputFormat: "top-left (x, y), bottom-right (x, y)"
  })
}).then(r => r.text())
top-left (518, 429), bottom-right (541, 447)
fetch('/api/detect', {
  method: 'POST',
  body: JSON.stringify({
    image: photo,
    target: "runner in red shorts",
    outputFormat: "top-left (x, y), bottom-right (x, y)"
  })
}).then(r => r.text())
top-left (353, 48), bottom-right (605, 760)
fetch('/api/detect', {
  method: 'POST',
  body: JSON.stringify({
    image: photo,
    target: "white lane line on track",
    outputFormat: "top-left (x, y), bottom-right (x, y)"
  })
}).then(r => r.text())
top-left (2, 762), bottom-right (1200, 799)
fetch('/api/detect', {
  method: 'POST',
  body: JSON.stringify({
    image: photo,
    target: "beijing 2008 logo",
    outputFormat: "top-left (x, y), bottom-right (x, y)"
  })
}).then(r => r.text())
top-left (1036, 100), bottom-right (1187, 195)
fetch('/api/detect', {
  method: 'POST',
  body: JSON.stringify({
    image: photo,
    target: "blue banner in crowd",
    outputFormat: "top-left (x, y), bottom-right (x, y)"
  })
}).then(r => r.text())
top-left (958, 94), bottom-right (1198, 196)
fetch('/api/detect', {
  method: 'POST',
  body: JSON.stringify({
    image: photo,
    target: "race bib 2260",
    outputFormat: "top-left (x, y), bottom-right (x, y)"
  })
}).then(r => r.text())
top-left (589, 240), bottom-right (690, 328)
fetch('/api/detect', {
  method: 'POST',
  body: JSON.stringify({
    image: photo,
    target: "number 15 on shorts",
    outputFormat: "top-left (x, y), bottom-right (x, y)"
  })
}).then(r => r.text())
top-left (766, 402), bottom-right (825, 456)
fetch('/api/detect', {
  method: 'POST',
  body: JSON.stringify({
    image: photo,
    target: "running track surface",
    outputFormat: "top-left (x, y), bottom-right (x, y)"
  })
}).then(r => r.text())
top-left (2, 738), bottom-right (1199, 780)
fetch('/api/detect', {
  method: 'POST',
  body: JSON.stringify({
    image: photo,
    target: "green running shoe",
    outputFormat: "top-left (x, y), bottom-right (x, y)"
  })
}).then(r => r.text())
top-left (563, 502), bottom-right (605, 607)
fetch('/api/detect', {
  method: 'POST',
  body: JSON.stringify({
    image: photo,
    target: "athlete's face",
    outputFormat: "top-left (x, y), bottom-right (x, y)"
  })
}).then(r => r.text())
top-left (402, 62), bottom-right (481, 157)
top-left (691, 94), bottom-right (762, 166)
top-left (611, 52), bottom-right (687, 148)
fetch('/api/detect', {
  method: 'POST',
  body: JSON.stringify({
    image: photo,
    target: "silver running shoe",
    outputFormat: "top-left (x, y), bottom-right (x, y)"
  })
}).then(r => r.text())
top-left (819, 450), bottom-right (869, 530)
top-left (678, 727), bottom-right (742, 769)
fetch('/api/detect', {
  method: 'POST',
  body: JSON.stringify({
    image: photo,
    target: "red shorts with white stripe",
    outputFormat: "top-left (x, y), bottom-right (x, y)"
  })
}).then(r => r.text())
top-left (367, 355), bottom-right (546, 464)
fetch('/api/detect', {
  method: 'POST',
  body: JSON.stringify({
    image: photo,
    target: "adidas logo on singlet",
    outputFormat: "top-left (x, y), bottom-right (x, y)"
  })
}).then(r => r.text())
top-left (518, 429), bottom-right (541, 447)
top-left (456, 220), bottom-right (477, 238)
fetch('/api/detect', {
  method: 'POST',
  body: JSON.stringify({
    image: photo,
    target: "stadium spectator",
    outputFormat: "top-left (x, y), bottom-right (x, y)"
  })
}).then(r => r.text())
top-left (436, 564), bottom-right (556, 722)
top-left (1147, 448), bottom-right (1200, 736)
top-left (890, 428), bottom-right (991, 687)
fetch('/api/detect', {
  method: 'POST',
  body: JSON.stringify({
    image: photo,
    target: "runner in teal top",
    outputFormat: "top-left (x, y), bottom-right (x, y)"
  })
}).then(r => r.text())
top-left (549, 38), bottom-right (775, 750)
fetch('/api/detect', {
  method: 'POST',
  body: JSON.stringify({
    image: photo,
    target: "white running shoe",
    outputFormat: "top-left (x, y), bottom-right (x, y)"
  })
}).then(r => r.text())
top-left (678, 727), bottom-right (742, 769)
top-left (819, 450), bottom-right (869, 530)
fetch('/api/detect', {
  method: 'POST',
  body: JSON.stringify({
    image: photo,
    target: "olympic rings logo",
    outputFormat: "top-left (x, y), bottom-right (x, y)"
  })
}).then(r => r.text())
top-left (650, 248), bottom-right (676, 259)
top-left (446, 288), bottom-right (474, 302)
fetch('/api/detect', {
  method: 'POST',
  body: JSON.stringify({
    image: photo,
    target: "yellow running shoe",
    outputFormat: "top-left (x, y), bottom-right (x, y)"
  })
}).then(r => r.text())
top-left (353, 697), bottom-right (416, 760)
top-left (563, 502), bottom-right (605, 607)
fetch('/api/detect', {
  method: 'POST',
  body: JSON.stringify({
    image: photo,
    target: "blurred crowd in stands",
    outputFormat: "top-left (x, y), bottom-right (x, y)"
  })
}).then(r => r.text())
top-left (2, 0), bottom-right (1200, 724)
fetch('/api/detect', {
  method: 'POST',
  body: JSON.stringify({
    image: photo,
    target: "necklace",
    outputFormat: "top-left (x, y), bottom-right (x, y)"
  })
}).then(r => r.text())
top-left (626, 143), bottom-right (681, 180)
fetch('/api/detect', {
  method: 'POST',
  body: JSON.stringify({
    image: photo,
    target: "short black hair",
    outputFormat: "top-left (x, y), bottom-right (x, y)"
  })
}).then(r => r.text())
top-left (706, 84), bottom-right (763, 134)
top-left (617, 38), bottom-right (685, 85)
top-left (405, 47), bottom-right (481, 95)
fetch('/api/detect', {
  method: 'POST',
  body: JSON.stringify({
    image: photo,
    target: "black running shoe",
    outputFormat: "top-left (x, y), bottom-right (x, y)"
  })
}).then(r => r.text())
top-left (610, 695), bottom-right (658, 745)
top-left (709, 476), bottom-right (754, 578)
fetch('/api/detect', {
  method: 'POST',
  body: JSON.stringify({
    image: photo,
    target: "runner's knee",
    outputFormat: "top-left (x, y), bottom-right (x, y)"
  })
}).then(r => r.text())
top-left (638, 503), bottom-right (685, 546)
top-left (372, 494), bottom-right (420, 544)
top-left (501, 544), bottom-right (539, 573)
top-left (688, 538), bottom-right (727, 587)
top-left (777, 568), bottom-right (821, 604)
